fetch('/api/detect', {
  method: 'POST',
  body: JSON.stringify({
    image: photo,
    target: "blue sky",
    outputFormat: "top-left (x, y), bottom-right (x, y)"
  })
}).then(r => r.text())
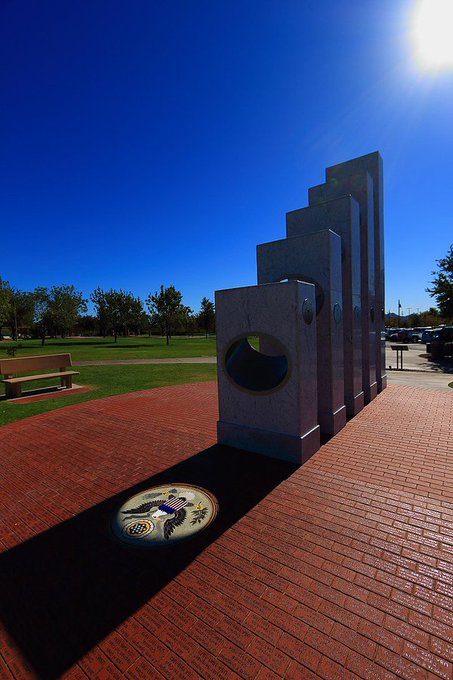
top-left (1, 0), bottom-right (452, 316)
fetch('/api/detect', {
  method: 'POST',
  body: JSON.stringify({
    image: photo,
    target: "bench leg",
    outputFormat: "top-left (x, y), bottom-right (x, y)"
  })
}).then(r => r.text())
top-left (61, 376), bottom-right (73, 389)
top-left (6, 384), bottom-right (21, 399)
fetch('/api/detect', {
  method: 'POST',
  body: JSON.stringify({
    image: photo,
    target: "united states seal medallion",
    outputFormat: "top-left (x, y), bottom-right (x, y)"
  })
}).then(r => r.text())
top-left (112, 484), bottom-right (218, 547)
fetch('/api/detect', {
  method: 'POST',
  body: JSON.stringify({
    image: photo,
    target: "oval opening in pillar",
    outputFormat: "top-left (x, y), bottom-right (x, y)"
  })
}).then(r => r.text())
top-left (224, 334), bottom-right (290, 393)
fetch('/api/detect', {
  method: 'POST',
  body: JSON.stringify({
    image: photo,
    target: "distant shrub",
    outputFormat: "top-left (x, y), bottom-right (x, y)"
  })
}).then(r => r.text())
top-left (5, 343), bottom-right (22, 357)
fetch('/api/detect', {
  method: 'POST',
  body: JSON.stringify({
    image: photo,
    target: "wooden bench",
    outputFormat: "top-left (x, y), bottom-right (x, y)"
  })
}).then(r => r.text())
top-left (0, 354), bottom-right (79, 399)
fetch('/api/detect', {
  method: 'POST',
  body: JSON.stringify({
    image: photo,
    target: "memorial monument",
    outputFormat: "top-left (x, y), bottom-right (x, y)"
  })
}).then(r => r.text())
top-left (216, 151), bottom-right (386, 465)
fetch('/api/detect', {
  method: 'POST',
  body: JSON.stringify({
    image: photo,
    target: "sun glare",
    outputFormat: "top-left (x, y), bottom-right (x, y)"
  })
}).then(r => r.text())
top-left (412, 0), bottom-right (453, 69)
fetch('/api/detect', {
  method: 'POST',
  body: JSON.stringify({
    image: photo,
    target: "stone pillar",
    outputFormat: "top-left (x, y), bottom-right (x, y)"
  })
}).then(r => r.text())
top-left (257, 229), bottom-right (346, 436)
top-left (309, 171), bottom-right (378, 403)
top-left (216, 280), bottom-right (320, 464)
top-left (286, 196), bottom-right (364, 417)
top-left (325, 151), bottom-right (386, 392)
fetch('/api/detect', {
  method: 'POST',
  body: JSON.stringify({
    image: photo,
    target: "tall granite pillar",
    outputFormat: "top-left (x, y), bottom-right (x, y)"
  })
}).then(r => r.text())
top-left (309, 171), bottom-right (378, 403)
top-left (325, 151), bottom-right (386, 392)
top-left (257, 229), bottom-right (346, 436)
top-left (286, 196), bottom-right (364, 417)
top-left (216, 280), bottom-right (320, 464)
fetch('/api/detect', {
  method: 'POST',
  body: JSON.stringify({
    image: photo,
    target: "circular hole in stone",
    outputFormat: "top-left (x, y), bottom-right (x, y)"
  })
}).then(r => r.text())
top-left (225, 335), bottom-right (289, 393)
top-left (112, 484), bottom-right (218, 547)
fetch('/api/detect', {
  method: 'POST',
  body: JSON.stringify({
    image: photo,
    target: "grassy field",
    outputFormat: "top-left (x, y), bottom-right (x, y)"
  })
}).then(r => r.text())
top-left (0, 335), bottom-right (217, 361)
top-left (0, 363), bottom-right (217, 427)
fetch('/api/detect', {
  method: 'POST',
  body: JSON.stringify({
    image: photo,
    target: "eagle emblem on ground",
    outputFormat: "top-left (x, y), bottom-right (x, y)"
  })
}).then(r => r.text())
top-left (121, 490), bottom-right (195, 539)
top-left (113, 484), bottom-right (218, 546)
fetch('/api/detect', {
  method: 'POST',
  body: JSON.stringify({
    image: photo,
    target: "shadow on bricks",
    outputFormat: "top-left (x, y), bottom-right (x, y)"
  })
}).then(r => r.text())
top-left (0, 444), bottom-right (297, 679)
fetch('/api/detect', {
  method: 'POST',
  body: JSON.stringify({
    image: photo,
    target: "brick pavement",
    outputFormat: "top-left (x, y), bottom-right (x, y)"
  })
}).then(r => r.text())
top-left (0, 382), bottom-right (452, 679)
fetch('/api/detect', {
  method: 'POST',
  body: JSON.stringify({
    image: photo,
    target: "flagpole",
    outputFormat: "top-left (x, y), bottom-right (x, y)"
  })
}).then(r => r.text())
top-left (397, 300), bottom-right (401, 329)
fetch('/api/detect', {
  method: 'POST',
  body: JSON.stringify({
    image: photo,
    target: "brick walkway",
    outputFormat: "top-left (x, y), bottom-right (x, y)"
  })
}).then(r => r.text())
top-left (0, 382), bottom-right (452, 680)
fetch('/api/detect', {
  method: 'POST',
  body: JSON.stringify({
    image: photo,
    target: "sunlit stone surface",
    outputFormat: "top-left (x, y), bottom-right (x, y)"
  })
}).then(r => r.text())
top-left (309, 170), bottom-right (378, 402)
top-left (216, 281), bottom-right (320, 464)
top-left (286, 196), bottom-right (364, 417)
top-left (325, 151), bottom-right (386, 393)
top-left (257, 229), bottom-right (346, 436)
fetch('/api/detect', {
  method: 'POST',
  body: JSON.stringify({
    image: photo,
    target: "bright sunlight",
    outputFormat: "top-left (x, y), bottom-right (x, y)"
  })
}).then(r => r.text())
top-left (413, 0), bottom-right (453, 69)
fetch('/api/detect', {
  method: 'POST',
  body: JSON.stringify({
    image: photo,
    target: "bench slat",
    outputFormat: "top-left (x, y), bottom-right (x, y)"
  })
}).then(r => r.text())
top-left (0, 354), bottom-right (73, 375)
top-left (2, 371), bottom-right (79, 384)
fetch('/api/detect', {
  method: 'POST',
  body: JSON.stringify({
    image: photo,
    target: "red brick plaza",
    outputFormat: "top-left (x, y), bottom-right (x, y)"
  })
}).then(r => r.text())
top-left (0, 382), bottom-right (452, 679)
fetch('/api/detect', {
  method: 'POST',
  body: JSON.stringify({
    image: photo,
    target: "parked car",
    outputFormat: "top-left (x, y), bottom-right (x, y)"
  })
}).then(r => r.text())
top-left (386, 328), bottom-right (419, 343)
top-left (422, 329), bottom-right (434, 343)
top-left (407, 329), bottom-right (421, 343)
top-left (426, 327), bottom-right (453, 358)
top-left (385, 329), bottom-right (399, 341)
top-left (432, 326), bottom-right (453, 342)
top-left (386, 327), bottom-right (434, 343)
top-left (407, 327), bottom-right (436, 343)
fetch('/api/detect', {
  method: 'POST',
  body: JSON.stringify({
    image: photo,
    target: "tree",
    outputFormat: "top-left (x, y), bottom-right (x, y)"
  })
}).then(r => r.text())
top-left (47, 285), bottom-right (88, 338)
top-left (4, 290), bottom-right (36, 340)
top-left (91, 287), bottom-right (110, 337)
top-left (127, 295), bottom-right (146, 335)
top-left (420, 307), bottom-right (443, 327)
top-left (75, 314), bottom-right (98, 336)
top-left (197, 297), bottom-right (215, 338)
top-left (407, 312), bottom-right (421, 328)
top-left (0, 277), bottom-right (12, 339)
top-left (139, 311), bottom-right (153, 336)
top-left (33, 287), bottom-right (51, 345)
top-left (91, 288), bottom-right (144, 342)
top-left (178, 305), bottom-right (194, 335)
top-left (32, 285), bottom-right (87, 344)
top-left (146, 285), bottom-right (186, 345)
top-left (427, 244), bottom-right (453, 321)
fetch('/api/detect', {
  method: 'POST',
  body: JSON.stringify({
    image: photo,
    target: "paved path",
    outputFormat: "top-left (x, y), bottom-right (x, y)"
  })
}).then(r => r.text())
top-left (0, 382), bottom-right (452, 679)
top-left (385, 342), bottom-right (453, 374)
top-left (387, 370), bottom-right (452, 391)
top-left (74, 357), bottom-right (216, 365)
top-left (385, 342), bottom-right (452, 391)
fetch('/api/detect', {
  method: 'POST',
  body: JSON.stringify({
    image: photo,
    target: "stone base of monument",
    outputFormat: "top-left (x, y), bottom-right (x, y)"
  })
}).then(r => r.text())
top-left (346, 390), bottom-right (365, 417)
top-left (378, 373), bottom-right (388, 392)
top-left (365, 381), bottom-right (378, 403)
top-left (217, 421), bottom-right (320, 465)
top-left (319, 404), bottom-right (347, 437)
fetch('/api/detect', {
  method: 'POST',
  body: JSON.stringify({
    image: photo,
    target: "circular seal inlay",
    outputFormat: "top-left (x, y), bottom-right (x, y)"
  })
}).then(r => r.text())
top-left (302, 298), bottom-right (314, 324)
top-left (333, 303), bottom-right (342, 324)
top-left (124, 520), bottom-right (154, 538)
top-left (112, 484), bottom-right (218, 547)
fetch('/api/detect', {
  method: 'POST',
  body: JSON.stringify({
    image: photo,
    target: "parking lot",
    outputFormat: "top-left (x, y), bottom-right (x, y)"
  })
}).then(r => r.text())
top-left (386, 341), bottom-right (453, 391)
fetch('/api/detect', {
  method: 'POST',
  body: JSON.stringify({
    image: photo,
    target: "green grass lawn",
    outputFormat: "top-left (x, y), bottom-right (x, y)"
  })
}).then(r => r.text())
top-left (0, 363), bottom-right (217, 427)
top-left (0, 335), bottom-right (217, 361)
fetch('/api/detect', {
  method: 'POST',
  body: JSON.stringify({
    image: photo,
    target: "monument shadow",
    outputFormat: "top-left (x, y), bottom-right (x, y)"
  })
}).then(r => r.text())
top-left (0, 444), bottom-right (297, 679)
